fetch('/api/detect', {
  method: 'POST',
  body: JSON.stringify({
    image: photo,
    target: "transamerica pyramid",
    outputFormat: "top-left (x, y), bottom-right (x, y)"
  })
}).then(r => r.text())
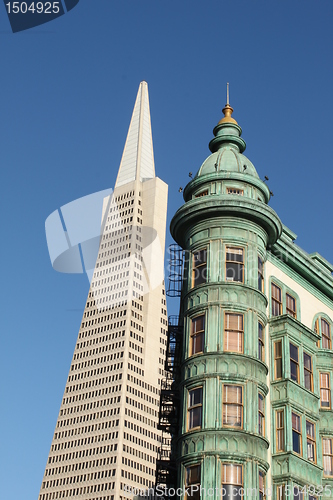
top-left (115, 81), bottom-right (155, 187)
top-left (39, 82), bottom-right (169, 500)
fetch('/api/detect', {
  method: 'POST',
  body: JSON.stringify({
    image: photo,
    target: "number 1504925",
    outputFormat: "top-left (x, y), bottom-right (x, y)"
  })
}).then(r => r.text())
top-left (5, 2), bottom-right (60, 14)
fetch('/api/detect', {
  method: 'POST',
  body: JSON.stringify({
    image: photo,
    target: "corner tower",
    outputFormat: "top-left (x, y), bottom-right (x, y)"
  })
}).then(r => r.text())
top-left (170, 97), bottom-right (282, 497)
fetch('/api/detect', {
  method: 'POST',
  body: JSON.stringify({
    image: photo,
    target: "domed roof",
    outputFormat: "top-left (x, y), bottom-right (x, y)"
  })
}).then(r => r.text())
top-left (195, 99), bottom-right (259, 179)
top-left (196, 145), bottom-right (259, 178)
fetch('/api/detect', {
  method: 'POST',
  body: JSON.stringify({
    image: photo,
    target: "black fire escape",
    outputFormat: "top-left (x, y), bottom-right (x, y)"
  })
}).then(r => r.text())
top-left (155, 245), bottom-right (183, 495)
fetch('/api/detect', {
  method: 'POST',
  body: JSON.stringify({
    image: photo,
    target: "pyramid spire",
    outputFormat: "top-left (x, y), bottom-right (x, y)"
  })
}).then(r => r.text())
top-left (115, 81), bottom-right (155, 187)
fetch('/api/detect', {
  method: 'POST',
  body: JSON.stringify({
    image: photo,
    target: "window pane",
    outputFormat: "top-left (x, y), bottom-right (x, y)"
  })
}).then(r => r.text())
top-left (188, 388), bottom-right (203, 430)
top-left (304, 353), bottom-right (311, 370)
top-left (189, 407), bottom-right (202, 429)
top-left (194, 249), bottom-right (207, 265)
top-left (274, 341), bottom-right (282, 379)
top-left (306, 420), bottom-right (315, 462)
top-left (226, 248), bottom-right (243, 262)
top-left (323, 438), bottom-right (333, 476)
top-left (226, 263), bottom-right (243, 282)
top-left (191, 316), bottom-right (205, 355)
top-left (277, 485), bottom-right (286, 500)
top-left (193, 249), bottom-right (207, 287)
top-left (192, 331), bottom-right (204, 355)
top-left (292, 413), bottom-right (301, 431)
top-left (321, 388), bottom-right (331, 408)
top-left (186, 464), bottom-right (201, 484)
top-left (286, 294), bottom-right (296, 318)
top-left (189, 388), bottom-right (202, 406)
top-left (276, 410), bottom-right (284, 452)
top-left (304, 353), bottom-right (312, 391)
top-left (259, 471), bottom-right (265, 499)
top-left (307, 443), bottom-right (315, 461)
top-left (225, 313), bottom-right (243, 353)
top-left (186, 464), bottom-right (201, 500)
top-left (258, 256), bottom-right (264, 291)
top-left (321, 372), bottom-right (330, 388)
top-left (293, 432), bottom-right (301, 453)
top-left (258, 393), bottom-right (264, 436)
top-left (290, 343), bottom-right (298, 362)
top-left (277, 429), bottom-right (284, 451)
top-left (324, 455), bottom-right (333, 476)
top-left (192, 316), bottom-right (204, 333)
top-left (321, 318), bottom-right (331, 348)
top-left (224, 385), bottom-right (242, 403)
top-left (226, 313), bottom-right (243, 330)
top-left (224, 331), bottom-right (243, 352)
top-left (320, 373), bottom-right (331, 408)
top-left (290, 361), bottom-right (298, 381)
top-left (258, 393), bottom-right (264, 412)
top-left (258, 322), bottom-right (263, 340)
top-left (272, 283), bottom-right (281, 301)
top-left (271, 283), bottom-right (282, 316)
top-left (290, 343), bottom-right (299, 382)
top-left (322, 319), bottom-right (330, 337)
top-left (275, 341), bottom-right (282, 357)
top-left (304, 375), bottom-right (312, 392)
top-left (306, 421), bottom-right (314, 438)
top-left (258, 322), bottom-right (264, 361)
top-left (276, 410), bottom-right (284, 428)
top-left (292, 413), bottom-right (301, 454)
top-left (223, 485), bottom-right (242, 500)
top-left (223, 386), bottom-right (243, 427)
top-left (226, 248), bottom-right (244, 282)
top-left (222, 463), bottom-right (242, 484)
top-left (293, 486), bottom-right (304, 500)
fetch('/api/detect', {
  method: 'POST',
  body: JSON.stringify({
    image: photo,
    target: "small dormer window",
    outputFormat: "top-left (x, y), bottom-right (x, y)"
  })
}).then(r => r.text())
top-left (227, 188), bottom-right (244, 195)
top-left (195, 190), bottom-right (208, 198)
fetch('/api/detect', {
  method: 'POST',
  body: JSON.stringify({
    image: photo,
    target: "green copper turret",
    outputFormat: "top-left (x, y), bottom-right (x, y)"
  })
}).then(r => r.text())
top-left (170, 100), bottom-right (282, 499)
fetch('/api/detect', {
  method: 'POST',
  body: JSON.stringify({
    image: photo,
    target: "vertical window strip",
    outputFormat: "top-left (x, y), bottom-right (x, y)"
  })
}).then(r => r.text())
top-left (226, 247), bottom-right (244, 283)
top-left (258, 393), bottom-right (265, 436)
top-left (190, 315), bottom-right (205, 355)
top-left (303, 353), bottom-right (313, 391)
top-left (276, 409), bottom-right (284, 452)
top-left (224, 313), bottom-right (244, 353)
top-left (286, 293), bottom-right (297, 318)
top-left (223, 385), bottom-right (243, 428)
top-left (306, 420), bottom-right (316, 462)
top-left (293, 486), bottom-right (304, 500)
top-left (188, 387), bottom-right (203, 430)
top-left (258, 322), bottom-right (264, 361)
top-left (290, 343), bottom-right (299, 383)
top-left (320, 372), bottom-right (331, 409)
top-left (277, 485), bottom-right (286, 500)
top-left (259, 471), bottom-right (265, 500)
top-left (222, 463), bottom-right (243, 483)
top-left (271, 283), bottom-right (282, 316)
top-left (258, 256), bottom-right (264, 292)
top-left (314, 319), bottom-right (320, 348)
top-left (321, 319), bottom-right (331, 349)
top-left (185, 464), bottom-right (201, 500)
top-left (292, 412), bottom-right (302, 455)
top-left (274, 341), bottom-right (283, 380)
top-left (323, 438), bottom-right (333, 477)
top-left (192, 249), bottom-right (207, 288)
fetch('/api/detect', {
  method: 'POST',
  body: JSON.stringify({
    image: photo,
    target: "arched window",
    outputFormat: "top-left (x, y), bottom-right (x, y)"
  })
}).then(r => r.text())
top-left (314, 316), bottom-right (332, 349)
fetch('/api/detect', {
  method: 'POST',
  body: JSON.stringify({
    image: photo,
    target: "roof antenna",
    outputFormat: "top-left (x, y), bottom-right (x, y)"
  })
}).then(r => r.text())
top-left (226, 82), bottom-right (229, 105)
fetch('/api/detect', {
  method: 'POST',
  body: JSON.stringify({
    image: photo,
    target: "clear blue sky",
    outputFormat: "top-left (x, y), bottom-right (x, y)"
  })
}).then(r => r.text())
top-left (0, 1), bottom-right (332, 498)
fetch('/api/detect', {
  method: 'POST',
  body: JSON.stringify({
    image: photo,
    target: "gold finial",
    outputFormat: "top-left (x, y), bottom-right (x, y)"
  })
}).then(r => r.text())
top-left (218, 82), bottom-right (238, 125)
